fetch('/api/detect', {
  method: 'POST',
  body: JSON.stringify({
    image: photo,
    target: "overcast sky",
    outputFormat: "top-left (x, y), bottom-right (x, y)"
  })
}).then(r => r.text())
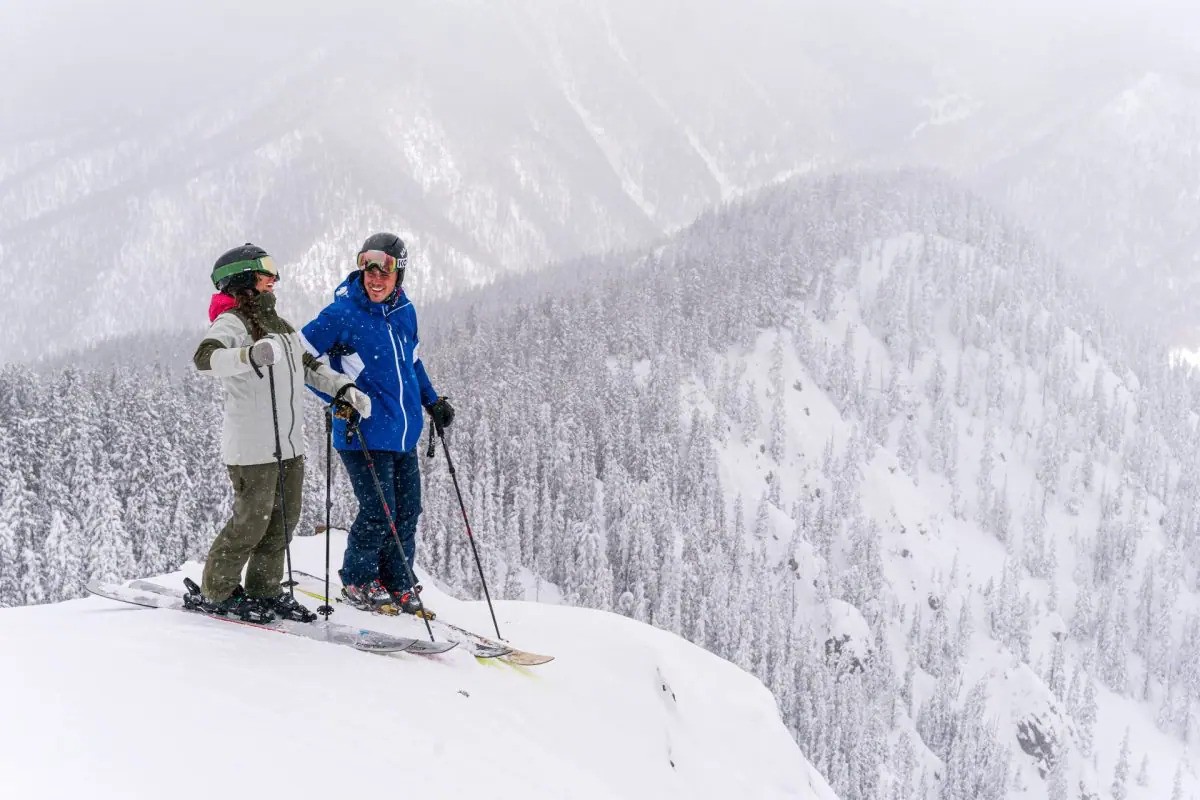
top-left (1, 0), bottom-right (1196, 145)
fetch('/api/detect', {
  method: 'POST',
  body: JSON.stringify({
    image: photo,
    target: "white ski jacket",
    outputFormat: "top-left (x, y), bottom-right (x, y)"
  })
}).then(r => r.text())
top-left (194, 293), bottom-right (351, 466)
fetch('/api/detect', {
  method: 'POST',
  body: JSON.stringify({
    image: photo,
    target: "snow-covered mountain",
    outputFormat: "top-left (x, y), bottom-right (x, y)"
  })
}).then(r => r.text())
top-left (0, 537), bottom-right (836, 800)
top-left (637, 173), bottom-right (1199, 799)
top-left (5, 0), bottom-right (1199, 362)
top-left (978, 69), bottom-right (1200, 342)
top-left (0, 0), bottom-right (839, 363)
top-left (9, 170), bottom-right (1200, 797)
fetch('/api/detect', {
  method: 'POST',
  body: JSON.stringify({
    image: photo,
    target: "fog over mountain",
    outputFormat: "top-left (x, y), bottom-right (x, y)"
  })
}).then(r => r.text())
top-left (2, 0), bottom-right (1199, 362)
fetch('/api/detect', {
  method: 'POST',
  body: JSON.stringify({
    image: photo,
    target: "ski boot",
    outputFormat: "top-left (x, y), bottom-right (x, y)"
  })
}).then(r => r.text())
top-left (261, 591), bottom-right (318, 623)
top-left (341, 578), bottom-right (396, 613)
top-left (183, 578), bottom-right (275, 623)
top-left (391, 585), bottom-right (435, 620)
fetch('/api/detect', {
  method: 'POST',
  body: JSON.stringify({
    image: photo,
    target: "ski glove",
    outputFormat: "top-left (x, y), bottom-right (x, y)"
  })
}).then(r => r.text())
top-left (334, 384), bottom-right (372, 419)
top-left (425, 396), bottom-right (455, 431)
top-left (244, 338), bottom-right (283, 369)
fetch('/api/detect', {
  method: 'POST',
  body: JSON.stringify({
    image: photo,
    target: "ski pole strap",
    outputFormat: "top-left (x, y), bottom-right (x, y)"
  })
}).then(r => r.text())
top-left (426, 424), bottom-right (436, 459)
top-left (246, 339), bottom-right (269, 379)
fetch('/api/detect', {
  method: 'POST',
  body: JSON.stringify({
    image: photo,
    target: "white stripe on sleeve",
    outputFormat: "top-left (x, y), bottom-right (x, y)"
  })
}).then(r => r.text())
top-left (343, 353), bottom-right (366, 382)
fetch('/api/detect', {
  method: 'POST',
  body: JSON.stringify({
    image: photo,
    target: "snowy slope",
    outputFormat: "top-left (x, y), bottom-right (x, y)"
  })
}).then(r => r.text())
top-left (0, 534), bottom-right (837, 800)
top-left (689, 227), bottom-right (1198, 798)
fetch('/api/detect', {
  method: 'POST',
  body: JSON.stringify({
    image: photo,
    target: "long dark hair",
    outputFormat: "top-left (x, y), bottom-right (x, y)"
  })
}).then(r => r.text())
top-left (223, 274), bottom-right (269, 340)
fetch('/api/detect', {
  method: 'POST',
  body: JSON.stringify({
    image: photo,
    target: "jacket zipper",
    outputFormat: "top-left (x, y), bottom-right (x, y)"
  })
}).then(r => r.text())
top-left (387, 322), bottom-right (409, 449)
top-left (280, 334), bottom-right (299, 459)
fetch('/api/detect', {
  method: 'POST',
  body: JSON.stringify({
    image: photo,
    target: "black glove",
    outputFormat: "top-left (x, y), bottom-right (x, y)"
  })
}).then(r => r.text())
top-left (425, 396), bottom-right (455, 432)
top-left (333, 383), bottom-right (372, 420)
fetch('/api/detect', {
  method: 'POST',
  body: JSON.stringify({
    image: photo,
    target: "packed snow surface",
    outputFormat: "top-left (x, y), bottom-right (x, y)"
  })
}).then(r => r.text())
top-left (0, 534), bottom-right (836, 800)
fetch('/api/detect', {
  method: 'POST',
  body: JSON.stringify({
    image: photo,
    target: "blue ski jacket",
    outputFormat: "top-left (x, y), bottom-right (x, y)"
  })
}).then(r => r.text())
top-left (301, 272), bottom-right (439, 453)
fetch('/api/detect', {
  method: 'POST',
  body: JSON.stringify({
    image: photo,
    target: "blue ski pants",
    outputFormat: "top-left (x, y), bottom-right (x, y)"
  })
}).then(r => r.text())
top-left (338, 448), bottom-right (422, 593)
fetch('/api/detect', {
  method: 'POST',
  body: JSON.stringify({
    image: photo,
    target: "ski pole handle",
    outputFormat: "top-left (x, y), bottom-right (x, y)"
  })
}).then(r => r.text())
top-left (345, 412), bottom-right (362, 444)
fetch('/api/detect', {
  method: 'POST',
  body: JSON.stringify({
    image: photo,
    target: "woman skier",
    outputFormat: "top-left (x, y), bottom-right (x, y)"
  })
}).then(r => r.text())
top-left (188, 243), bottom-right (370, 622)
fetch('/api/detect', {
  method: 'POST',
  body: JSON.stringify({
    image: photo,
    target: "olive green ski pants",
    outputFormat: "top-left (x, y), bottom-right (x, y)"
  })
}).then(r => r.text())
top-left (201, 456), bottom-right (304, 602)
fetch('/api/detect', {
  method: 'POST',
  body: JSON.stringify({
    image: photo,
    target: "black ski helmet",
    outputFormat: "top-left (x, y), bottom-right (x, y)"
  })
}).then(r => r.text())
top-left (211, 243), bottom-right (278, 292)
top-left (358, 232), bottom-right (408, 272)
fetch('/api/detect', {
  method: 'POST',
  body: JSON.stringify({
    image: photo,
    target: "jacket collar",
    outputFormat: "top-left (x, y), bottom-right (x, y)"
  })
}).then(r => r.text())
top-left (208, 290), bottom-right (279, 322)
top-left (246, 290), bottom-right (278, 315)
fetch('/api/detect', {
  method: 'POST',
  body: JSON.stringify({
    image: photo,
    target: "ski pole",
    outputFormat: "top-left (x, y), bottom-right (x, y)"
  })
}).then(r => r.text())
top-left (318, 405), bottom-right (334, 618)
top-left (431, 418), bottom-right (502, 641)
top-left (266, 362), bottom-right (296, 600)
top-left (346, 416), bottom-right (436, 642)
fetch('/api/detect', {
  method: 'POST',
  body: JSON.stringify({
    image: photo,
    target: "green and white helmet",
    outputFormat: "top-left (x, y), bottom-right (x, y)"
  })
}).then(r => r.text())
top-left (211, 243), bottom-right (278, 291)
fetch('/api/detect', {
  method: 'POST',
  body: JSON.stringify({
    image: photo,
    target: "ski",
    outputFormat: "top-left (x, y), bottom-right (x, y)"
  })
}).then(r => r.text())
top-left (436, 619), bottom-right (553, 667)
top-left (87, 580), bottom-right (420, 654)
top-left (288, 570), bottom-right (554, 666)
top-left (289, 584), bottom-right (511, 660)
top-left (130, 581), bottom-right (459, 657)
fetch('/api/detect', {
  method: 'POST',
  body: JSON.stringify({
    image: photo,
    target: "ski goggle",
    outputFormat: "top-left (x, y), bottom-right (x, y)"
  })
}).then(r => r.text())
top-left (212, 256), bottom-right (279, 286)
top-left (357, 249), bottom-right (405, 275)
